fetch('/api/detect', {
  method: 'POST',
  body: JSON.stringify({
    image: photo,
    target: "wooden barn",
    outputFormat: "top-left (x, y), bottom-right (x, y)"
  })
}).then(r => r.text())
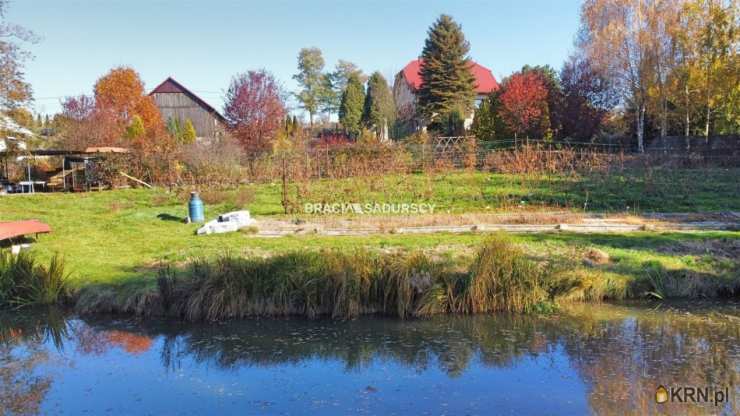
top-left (149, 77), bottom-right (226, 139)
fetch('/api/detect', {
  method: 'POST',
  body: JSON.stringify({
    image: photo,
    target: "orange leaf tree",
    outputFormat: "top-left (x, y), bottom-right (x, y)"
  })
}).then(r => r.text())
top-left (94, 67), bottom-right (164, 136)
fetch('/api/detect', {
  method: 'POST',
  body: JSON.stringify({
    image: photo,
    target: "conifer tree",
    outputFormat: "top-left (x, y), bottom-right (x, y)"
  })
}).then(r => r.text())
top-left (167, 117), bottom-right (182, 140)
top-left (338, 74), bottom-right (365, 138)
top-left (125, 115), bottom-right (145, 140)
top-left (362, 72), bottom-right (396, 139)
top-left (418, 14), bottom-right (476, 126)
top-left (182, 118), bottom-right (197, 144)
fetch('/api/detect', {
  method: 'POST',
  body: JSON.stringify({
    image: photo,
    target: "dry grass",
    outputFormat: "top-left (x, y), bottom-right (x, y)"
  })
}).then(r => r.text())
top-left (75, 235), bottom-right (554, 320)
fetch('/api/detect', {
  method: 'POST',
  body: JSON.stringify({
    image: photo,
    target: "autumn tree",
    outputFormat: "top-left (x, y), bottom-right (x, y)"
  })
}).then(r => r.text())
top-left (0, 0), bottom-right (37, 111)
top-left (579, 0), bottom-right (657, 152)
top-left (224, 69), bottom-right (286, 154)
top-left (338, 73), bottom-right (365, 138)
top-left (497, 72), bottom-right (550, 144)
top-left (678, 0), bottom-right (738, 140)
top-left (520, 64), bottom-right (563, 139)
top-left (362, 72), bottom-right (396, 140)
top-left (560, 55), bottom-right (617, 140)
top-left (418, 14), bottom-right (476, 129)
top-left (94, 67), bottom-right (162, 133)
top-left (293, 48), bottom-right (331, 126)
top-left (57, 94), bottom-right (112, 149)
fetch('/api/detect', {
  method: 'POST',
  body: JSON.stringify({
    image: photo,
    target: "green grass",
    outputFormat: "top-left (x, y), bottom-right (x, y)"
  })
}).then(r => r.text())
top-left (1, 169), bottom-right (739, 308)
top-left (277, 168), bottom-right (740, 213)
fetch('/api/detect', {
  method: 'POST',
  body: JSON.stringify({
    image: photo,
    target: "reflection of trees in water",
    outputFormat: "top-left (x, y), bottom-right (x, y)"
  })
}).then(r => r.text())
top-left (148, 315), bottom-right (550, 377)
top-left (0, 304), bottom-right (738, 415)
top-left (557, 308), bottom-right (740, 415)
top-left (0, 346), bottom-right (51, 416)
top-left (0, 309), bottom-right (67, 415)
top-left (71, 323), bottom-right (153, 356)
top-left (0, 310), bottom-right (154, 415)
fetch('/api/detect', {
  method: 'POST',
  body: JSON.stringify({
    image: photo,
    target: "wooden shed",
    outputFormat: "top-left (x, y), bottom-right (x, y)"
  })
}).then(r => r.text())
top-left (149, 77), bottom-right (226, 139)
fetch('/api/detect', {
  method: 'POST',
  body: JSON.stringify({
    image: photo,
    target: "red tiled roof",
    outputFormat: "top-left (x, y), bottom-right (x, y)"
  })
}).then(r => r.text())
top-left (149, 77), bottom-right (226, 122)
top-left (400, 59), bottom-right (499, 94)
top-left (0, 220), bottom-right (51, 241)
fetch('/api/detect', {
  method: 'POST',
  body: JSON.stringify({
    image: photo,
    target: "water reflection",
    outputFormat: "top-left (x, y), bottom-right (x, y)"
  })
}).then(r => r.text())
top-left (1, 303), bottom-right (738, 415)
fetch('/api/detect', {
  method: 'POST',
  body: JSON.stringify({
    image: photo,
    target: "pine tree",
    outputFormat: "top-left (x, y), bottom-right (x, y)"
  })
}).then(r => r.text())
top-left (182, 119), bottom-right (197, 144)
top-left (362, 72), bottom-right (396, 140)
top-left (418, 14), bottom-right (476, 127)
top-left (338, 73), bottom-right (365, 138)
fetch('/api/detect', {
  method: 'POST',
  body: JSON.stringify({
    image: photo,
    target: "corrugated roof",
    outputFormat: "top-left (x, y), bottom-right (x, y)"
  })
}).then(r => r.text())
top-left (400, 59), bottom-right (499, 94)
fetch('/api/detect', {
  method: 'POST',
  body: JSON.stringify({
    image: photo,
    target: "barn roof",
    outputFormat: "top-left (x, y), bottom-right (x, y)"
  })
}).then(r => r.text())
top-left (399, 59), bottom-right (499, 94)
top-left (149, 77), bottom-right (226, 123)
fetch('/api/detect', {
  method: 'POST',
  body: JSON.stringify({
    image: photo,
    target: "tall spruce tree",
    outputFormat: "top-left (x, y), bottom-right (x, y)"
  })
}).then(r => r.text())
top-left (338, 74), bottom-right (365, 138)
top-left (418, 14), bottom-right (476, 127)
top-left (362, 72), bottom-right (396, 139)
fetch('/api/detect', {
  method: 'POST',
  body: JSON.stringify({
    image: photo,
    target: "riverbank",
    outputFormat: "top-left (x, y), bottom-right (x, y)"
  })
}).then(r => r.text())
top-left (2, 171), bottom-right (739, 318)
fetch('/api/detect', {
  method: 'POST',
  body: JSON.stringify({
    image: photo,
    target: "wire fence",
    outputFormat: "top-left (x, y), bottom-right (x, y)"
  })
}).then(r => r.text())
top-left (232, 137), bottom-right (740, 185)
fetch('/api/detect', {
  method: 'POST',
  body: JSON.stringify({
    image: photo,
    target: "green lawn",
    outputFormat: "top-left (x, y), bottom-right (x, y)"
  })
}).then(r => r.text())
top-left (1, 171), bottom-right (739, 298)
top-left (273, 168), bottom-right (740, 214)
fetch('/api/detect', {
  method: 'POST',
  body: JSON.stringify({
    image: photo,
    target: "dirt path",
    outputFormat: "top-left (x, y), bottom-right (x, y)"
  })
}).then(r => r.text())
top-left (250, 211), bottom-right (740, 237)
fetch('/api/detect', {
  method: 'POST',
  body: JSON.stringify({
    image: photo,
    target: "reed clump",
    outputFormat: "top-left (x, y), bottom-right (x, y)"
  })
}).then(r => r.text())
top-left (0, 250), bottom-right (70, 308)
top-left (132, 234), bottom-right (549, 321)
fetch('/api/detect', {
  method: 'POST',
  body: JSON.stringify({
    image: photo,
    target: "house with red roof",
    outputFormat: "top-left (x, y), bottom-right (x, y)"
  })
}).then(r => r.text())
top-left (149, 77), bottom-right (226, 140)
top-left (393, 59), bottom-right (499, 131)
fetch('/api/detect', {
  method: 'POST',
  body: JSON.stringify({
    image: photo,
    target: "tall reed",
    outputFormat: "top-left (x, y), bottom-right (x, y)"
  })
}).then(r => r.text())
top-left (148, 235), bottom-right (547, 321)
top-left (0, 251), bottom-right (70, 308)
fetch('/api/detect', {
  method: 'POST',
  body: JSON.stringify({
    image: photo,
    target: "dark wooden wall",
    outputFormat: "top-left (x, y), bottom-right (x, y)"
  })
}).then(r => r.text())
top-left (151, 92), bottom-right (223, 138)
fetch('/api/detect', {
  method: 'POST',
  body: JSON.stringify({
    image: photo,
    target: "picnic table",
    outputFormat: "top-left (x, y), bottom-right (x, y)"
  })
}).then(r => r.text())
top-left (0, 220), bottom-right (52, 241)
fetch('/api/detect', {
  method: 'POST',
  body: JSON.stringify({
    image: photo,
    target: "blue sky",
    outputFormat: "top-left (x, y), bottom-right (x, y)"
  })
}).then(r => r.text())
top-left (10, 0), bottom-right (583, 117)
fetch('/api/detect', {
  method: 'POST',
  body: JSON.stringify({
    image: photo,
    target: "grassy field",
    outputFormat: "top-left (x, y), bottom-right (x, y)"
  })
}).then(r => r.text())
top-left (1, 169), bottom-right (739, 302)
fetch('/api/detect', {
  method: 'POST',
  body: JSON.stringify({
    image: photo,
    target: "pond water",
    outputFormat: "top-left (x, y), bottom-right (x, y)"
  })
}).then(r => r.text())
top-left (1, 303), bottom-right (738, 415)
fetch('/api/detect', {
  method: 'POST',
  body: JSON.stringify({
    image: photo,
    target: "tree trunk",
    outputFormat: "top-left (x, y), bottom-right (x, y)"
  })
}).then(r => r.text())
top-left (704, 64), bottom-right (711, 144)
top-left (704, 102), bottom-right (710, 144)
top-left (636, 103), bottom-right (646, 153)
top-left (684, 83), bottom-right (691, 150)
top-left (660, 95), bottom-right (668, 138)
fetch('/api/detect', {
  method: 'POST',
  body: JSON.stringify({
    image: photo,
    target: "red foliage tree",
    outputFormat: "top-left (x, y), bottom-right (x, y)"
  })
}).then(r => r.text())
top-left (498, 72), bottom-right (550, 142)
top-left (560, 56), bottom-right (617, 140)
top-left (223, 70), bottom-right (286, 154)
top-left (59, 94), bottom-right (119, 149)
